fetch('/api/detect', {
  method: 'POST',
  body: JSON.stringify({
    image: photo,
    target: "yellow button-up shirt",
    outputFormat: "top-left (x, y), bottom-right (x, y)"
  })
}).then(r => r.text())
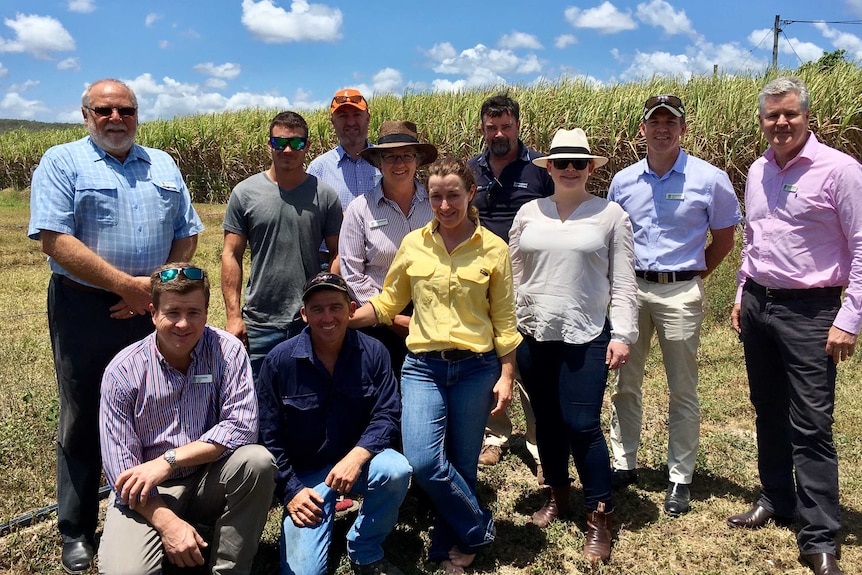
top-left (370, 219), bottom-right (522, 357)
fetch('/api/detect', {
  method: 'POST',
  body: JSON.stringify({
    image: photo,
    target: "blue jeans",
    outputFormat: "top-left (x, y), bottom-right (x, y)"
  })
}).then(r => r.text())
top-left (247, 319), bottom-right (305, 380)
top-left (518, 330), bottom-right (613, 512)
top-left (400, 351), bottom-right (499, 562)
top-left (279, 449), bottom-right (411, 575)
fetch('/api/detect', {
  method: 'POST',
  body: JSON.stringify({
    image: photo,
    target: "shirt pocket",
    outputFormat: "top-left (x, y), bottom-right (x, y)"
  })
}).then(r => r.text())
top-left (153, 181), bottom-right (182, 224)
top-left (74, 177), bottom-right (118, 226)
top-left (280, 393), bottom-right (324, 448)
top-left (406, 261), bottom-right (436, 306)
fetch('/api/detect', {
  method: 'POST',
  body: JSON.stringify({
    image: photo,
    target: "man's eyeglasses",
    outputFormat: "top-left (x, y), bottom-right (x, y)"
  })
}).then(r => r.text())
top-left (85, 106), bottom-right (137, 118)
top-left (332, 94), bottom-right (366, 106)
top-left (552, 158), bottom-right (590, 170)
top-left (158, 267), bottom-right (206, 282)
top-left (269, 136), bottom-right (308, 151)
top-left (381, 153), bottom-right (417, 165)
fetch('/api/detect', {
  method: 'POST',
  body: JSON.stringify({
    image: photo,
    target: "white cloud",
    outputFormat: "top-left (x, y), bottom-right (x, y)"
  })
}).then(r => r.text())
top-left (617, 40), bottom-right (767, 81)
top-left (814, 22), bottom-right (862, 61)
top-left (0, 92), bottom-right (50, 119)
top-left (426, 42), bottom-right (457, 61)
top-left (145, 13), bottom-right (162, 27)
top-left (0, 14), bottom-right (76, 59)
top-left (290, 88), bottom-right (326, 110)
top-left (241, 0), bottom-right (342, 43)
top-left (9, 79), bottom-right (39, 92)
top-left (57, 57), bottom-right (80, 71)
top-left (68, 0), bottom-right (95, 13)
top-left (636, 0), bottom-right (695, 37)
top-left (428, 43), bottom-right (541, 75)
top-left (159, 40), bottom-right (170, 49)
top-left (193, 62), bottom-right (242, 79)
top-left (205, 78), bottom-right (228, 89)
top-left (372, 68), bottom-right (403, 94)
top-left (555, 34), bottom-right (578, 49)
top-left (499, 32), bottom-right (543, 50)
top-left (0, 62), bottom-right (7, 78)
top-left (565, 2), bottom-right (637, 34)
top-left (433, 67), bottom-right (506, 93)
top-left (748, 28), bottom-right (825, 64)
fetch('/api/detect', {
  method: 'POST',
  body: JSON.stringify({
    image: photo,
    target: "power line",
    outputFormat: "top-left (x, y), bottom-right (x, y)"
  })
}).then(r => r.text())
top-left (782, 19), bottom-right (862, 25)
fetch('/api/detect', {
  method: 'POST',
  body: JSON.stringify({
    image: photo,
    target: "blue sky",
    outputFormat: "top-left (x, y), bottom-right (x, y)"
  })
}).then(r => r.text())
top-left (1, 0), bottom-right (861, 122)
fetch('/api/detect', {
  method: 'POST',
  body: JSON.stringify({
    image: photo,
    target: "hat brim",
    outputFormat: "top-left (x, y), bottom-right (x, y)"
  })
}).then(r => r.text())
top-left (643, 103), bottom-right (684, 120)
top-left (533, 153), bottom-right (608, 169)
top-left (359, 143), bottom-right (439, 167)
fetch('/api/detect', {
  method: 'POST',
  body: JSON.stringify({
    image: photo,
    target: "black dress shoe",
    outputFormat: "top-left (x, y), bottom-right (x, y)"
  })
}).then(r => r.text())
top-left (62, 541), bottom-right (94, 575)
top-left (611, 468), bottom-right (638, 490)
top-left (664, 482), bottom-right (690, 516)
top-left (727, 504), bottom-right (793, 529)
top-left (801, 552), bottom-right (844, 575)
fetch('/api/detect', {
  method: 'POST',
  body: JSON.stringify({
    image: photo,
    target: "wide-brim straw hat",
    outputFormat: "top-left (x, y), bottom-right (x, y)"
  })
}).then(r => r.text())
top-left (532, 128), bottom-right (608, 168)
top-left (359, 120), bottom-right (438, 167)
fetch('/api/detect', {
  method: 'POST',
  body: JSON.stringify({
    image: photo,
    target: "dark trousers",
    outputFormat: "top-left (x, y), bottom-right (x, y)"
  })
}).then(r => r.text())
top-left (47, 274), bottom-right (154, 543)
top-left (740, 282), bottom-right (841, 554)
top-left (518, 329), bottom-right (613, 512)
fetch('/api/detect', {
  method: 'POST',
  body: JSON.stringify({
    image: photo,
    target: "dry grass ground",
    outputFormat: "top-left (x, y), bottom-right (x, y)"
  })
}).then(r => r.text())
top-left (1, 191), bottom-right (860, 574)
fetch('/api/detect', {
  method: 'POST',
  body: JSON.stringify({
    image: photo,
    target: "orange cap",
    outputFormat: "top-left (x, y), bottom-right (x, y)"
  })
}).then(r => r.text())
top-left (330, 88), bottom-right (368, 114)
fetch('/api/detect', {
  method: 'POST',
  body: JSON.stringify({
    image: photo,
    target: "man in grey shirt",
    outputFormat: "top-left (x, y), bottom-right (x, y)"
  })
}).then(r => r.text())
top-left (222, 111), bottom-right (342, 378)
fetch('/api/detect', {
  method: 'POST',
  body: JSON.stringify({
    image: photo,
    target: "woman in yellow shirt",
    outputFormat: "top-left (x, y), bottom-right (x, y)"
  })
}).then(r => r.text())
top-left (351, 157), bottom-right (521, 574)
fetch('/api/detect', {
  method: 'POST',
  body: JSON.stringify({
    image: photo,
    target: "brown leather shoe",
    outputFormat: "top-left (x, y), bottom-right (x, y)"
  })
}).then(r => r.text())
top-left (584, 502), bottom-right (613, 564)
top-left (801, 553), bottom-right (844, 575)
top-left (478, 445), bottom-right (502, 466)
top-left (531, 486), bottom-right (571, 528)
top-left (727, 504), bottom-right (793, 529)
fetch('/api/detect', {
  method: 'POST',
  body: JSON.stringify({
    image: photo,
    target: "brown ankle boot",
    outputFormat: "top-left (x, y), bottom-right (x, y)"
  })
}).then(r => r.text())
top-left (584, 501), bottom-right (613, 563)
top-left (531, 486), bottom-right (571, 528)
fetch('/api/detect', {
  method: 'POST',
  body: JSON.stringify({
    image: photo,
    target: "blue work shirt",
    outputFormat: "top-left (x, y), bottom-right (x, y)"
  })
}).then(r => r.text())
top-left (468, 141), bottom-right (554, 243)
top-left (257, 326), bottom-right (401, 504)
top-left (307, 143), bottom-right (381, 211)
top-left (608, 149), bottom-right (742, 272)
top-left (28, 136), bottom-right (203, 285)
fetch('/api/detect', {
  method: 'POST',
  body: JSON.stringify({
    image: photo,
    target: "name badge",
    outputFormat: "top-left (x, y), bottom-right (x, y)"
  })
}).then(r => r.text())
top-left (369, 218), bottom-right (388, 229)
top-left (193, 374), bottom-right (213, 384)
top-left (513, 182), bottom-right (529, 189)
top-left (666, 193), bottom-right (684, 200)
top-left (158, 181), bottom-right (179, 191)
top-left (783, 184), bottom-right (798, 193)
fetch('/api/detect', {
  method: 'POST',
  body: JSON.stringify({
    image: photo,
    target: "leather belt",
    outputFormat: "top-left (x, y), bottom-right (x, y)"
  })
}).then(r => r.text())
top-left (60, 275), bottom-right (110, 295)
top-left (420, 349), bottom-right (477, 361)
top-left (635, 270), bottom-right (700, 284)
top-left (745, 278), bottom-right (843, 300)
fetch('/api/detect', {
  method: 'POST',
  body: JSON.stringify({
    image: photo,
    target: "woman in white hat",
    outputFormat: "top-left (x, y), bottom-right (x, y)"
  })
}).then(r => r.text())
top-left (339, 120), bottom-right (437, 376)
top-left (509, 128), bottom-right (637, 564)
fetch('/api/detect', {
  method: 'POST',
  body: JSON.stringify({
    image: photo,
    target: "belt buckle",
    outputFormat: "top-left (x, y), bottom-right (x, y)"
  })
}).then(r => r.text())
top-left (440, 349), bottom-right (454, 361)
top-left (764, 286), bottom-right (776, 298)
top-left (658, 272), bottom-right (671, 284)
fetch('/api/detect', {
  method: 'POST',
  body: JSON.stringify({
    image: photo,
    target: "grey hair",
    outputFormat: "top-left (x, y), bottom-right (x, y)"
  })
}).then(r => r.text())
top-left (759, 76), bottom-right (809, 114)
top-left (81, 79), bottom-right (138, 109)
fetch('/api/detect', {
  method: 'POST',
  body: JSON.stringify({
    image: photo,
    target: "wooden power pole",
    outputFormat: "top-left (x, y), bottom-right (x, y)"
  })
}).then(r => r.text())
top-left (773, 14), bottom-right (780, 72)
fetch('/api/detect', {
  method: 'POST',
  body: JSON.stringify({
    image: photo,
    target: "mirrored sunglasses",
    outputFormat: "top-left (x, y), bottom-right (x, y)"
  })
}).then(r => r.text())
top-left (332, 94), bottom-right (365, 106)
top-left (158, 267), bottom-right (205, 282)
top-left (269, 136), bottom-right (307, 151)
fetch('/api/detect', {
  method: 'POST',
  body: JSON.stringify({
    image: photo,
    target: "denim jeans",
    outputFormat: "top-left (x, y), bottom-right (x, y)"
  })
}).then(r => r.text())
top-left (279, 449), bottom-right (411, 575)
top-left (246, 318), bottom-right (305, 380)
top-left (400, 351), bottom-right (499, 562)
top-left (518, 330), bottom-right (613, 512)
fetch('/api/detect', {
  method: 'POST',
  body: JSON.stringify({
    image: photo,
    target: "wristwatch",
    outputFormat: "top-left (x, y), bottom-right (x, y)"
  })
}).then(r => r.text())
top-left (163, 449), bottom-right (179, 470)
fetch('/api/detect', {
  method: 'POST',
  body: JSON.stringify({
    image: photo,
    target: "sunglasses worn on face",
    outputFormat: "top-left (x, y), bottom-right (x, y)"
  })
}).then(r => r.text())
top-left (332, 94), bottom-right (366, 106)
top-left (552, 158), bottom-right (590, 170)
top-left (269, 136), bottom-right (308, 151)
top-left (86, 106), bottom-right (137, 118)
top-left (158, 267), bottom-right (205, 282)
top-left (381, 153), bottom-right (417, 165)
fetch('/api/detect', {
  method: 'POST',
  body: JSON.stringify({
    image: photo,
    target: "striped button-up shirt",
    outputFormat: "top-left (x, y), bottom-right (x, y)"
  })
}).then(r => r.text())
top-left (307, 143), bottom-right (381, 210)
top-left (100, 326), bottom-right (257, 501)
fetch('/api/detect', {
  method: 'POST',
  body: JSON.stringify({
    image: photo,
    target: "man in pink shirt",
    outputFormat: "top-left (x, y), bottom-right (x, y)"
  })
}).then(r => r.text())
top-left (729, 76), bottom-right (862, 575)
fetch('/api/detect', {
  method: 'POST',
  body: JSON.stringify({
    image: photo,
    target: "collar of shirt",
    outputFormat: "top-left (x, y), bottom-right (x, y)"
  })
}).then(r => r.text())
top-left (477, 140), bottom-right (533, 168)
top-left (290, 325), bottom-right (361, 364)
top-left (641, 147), bottom-right (687, 180)
top-left (152, 328), bottom-right (209, 370)
top-left (370, 181), bottom-right (428, 207)
top-left (425, 218), bottom-right (482, 247)
top-left (86, 136), bottom-right (150, 166)
top-left (763, 130), bottom-right (816, 170)
top-left (336, 142), bottom-right (372, 165)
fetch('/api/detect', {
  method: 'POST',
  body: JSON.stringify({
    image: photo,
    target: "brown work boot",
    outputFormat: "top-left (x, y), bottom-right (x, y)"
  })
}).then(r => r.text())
top-left (531, 485), bottom-right (571, 528)
top-left (478, 445), bottom-right (502, 466)
top-left (584, 502), bottom-right (613, 564)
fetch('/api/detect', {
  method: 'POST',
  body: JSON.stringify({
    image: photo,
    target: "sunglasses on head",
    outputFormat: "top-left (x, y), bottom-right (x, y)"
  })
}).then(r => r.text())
top-left (158, 267), bottom-right (205, 282)
top-left (644, 94), bottom-right (684, 110)
top-left (269, 136), bottom-right (308, 151)
top-left (85, 106), bottom-right (137, 118)
top-left (552, 158), bottom-right (590, 170)
top-left (332, 94), bottom-right (366, 106)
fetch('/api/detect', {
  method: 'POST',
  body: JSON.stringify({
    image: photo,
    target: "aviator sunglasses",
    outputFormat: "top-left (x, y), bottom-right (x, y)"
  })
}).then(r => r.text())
top-left (332, 94), bottom-right (366, 106)
top-left (85, 106), bottom-right (137, 118)
top-left (551, 158), bottom-right (590, 170)
top-left (269, 136), bottom-right (308, 151)
top-left (158, 267), bottom-right (206, 282)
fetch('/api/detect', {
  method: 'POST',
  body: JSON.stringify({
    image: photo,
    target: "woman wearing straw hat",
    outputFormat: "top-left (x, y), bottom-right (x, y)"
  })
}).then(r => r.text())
top-left (339, 121), bottom-right (437, 376)
top-left (510, 128), bottom-right (637, 564)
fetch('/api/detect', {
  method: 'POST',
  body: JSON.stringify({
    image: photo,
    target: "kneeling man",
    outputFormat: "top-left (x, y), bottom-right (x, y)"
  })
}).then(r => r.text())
top-left (258, 273), bottom-right (411, 575)
top-left (99, 264), bottom-right (276, 575)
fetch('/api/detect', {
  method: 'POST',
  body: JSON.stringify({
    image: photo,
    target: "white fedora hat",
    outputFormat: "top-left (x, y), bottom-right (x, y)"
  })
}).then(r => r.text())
top-left (532, 128), bottom-right (608, 168)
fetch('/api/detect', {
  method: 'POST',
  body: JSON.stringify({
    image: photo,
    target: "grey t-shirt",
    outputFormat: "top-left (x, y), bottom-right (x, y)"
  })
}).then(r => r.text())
top-left (223, 172), bottom-right (343, 328)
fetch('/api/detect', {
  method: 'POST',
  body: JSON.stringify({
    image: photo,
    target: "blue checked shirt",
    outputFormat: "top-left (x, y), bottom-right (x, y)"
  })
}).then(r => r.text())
top-left (307, 143), bottom-right (381, 210)
top-left (28, 136), bottom-right (204, 285)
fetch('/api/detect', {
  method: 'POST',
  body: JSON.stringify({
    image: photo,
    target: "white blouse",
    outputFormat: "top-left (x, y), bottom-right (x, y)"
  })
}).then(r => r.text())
top-left (509, 196), bottom-right (638, 345)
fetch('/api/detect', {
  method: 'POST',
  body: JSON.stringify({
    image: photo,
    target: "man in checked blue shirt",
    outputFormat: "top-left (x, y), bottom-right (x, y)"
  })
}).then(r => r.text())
top-left (607, 94), bottom-right (742, 516)
top-left (98, 264), bottom-right (276, 575)
top-left (27, 78), bottom-right (204, 574)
